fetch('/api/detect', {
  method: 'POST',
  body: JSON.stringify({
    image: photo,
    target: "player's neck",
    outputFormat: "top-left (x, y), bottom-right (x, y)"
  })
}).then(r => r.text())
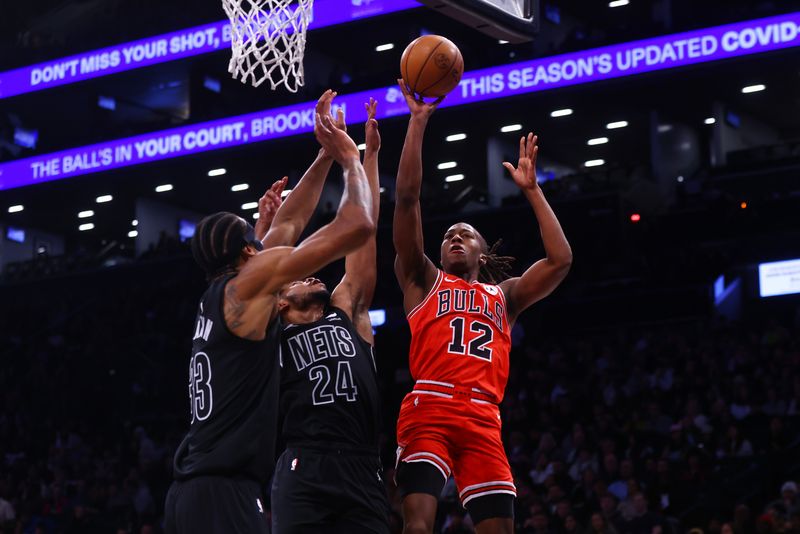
top-left (283, 305), bottom-right (326, 325)
top-left (446, 267), bottom-right (480, 283)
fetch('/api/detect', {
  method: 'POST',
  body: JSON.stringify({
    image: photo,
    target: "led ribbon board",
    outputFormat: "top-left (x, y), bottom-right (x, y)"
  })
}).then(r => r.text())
top-left (759, 258), bottom-right (800, 297)
top-left (0, 12), bottom-right (798, 189)
top-left (0, 0), bottom-right (420, 100)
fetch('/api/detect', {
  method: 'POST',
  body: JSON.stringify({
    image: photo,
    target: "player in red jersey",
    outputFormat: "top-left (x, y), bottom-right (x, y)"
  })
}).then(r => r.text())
top-left (392, 79), bottom-right (573, 534)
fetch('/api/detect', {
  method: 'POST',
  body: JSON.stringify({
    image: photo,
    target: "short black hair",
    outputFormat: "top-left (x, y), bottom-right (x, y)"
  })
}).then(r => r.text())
top-left (190, 212), bottom-right (252, 279)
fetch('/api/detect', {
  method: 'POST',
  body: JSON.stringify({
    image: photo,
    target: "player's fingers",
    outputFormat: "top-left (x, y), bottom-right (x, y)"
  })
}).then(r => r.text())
top-left (315, 89), bottom-right (332, 113)
top-left (502, 162), bottom-right (515, 174)
top-left (397, 78), bottom-right (411, 97)
top-left (336, 107), bottom-right (345, 127)
top-left (432, 95), bottom-right (446, 107)
top-left (315, 113), bottom-right (331, 135)
top-left (519, 136), bottom-right (526, 160)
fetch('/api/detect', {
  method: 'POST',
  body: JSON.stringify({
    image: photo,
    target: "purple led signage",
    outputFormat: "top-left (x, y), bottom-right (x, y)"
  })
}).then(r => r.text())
top-left (0, 0), bottom-right (419, 100)
top-left (1, 12), bottom-right (798, 190)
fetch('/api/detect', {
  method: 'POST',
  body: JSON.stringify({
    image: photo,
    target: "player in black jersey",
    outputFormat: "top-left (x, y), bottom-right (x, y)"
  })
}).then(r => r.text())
top-left (269, 99), bottom-right (390, 534)
top-left (165, 94), bottom-right (375, 534)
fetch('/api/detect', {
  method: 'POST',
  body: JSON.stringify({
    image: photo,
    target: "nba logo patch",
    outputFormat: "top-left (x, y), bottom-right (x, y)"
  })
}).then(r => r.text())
top-left (482, 284), bottom-right (499, 295)
top-left (291, 458), bottom-right (298, 471)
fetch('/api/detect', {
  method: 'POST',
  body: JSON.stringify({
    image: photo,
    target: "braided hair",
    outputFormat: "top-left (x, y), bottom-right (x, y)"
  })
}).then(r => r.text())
top-left (191, 212), bottom-right (259, 280)
top-left (479, 238), bottom-right (515, 285)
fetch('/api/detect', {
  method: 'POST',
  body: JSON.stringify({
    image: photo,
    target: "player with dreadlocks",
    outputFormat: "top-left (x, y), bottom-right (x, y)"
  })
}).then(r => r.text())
top-left (165, 93), bottom-right (374, 534)
top-left (392, 79), bottom-right (573, 534)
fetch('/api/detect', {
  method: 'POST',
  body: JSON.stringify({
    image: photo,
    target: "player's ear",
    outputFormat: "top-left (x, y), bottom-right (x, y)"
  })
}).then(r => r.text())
top-left (241, 244), bottom-right (259, 260)
top-left (277, 298), bottom-right (289, 313)
top-left (479, 254), bottom-right (487, 266)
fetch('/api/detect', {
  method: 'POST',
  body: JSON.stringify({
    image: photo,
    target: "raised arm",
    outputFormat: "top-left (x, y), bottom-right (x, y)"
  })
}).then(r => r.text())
top-left (392, 80), bottom-right (442, 313)
top-left (499, 134), bottom-right (572, 326)
top-left (261, 90), bottom-right (342, 248)
top-left (331, 98), bottom-right (381, 342)
top-left (222, 113), bottom-right (374, 339)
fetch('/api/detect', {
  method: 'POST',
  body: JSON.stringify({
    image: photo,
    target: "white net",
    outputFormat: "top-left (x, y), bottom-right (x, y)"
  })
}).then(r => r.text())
top-left (222, 0), bottom-right (313, 93)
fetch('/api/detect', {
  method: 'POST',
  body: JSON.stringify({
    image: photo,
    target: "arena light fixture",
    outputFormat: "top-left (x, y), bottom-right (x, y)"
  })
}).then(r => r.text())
top-left (241, 202), bottom-right (258, 210)
top-left (231, 183), bottom-right (249, 192)
top-left (630, 213), bottom-right (641, 222)
top-left (550, 108), bottom-right (573, 118)
top-left (96, 195), bottom-right (113, 203)
top-left (445, 174), bottom-right (465, 183)
top-left (588, 137), bottom-right (609, 146)
top-left (606, 121), bottom-right (628, 129)
top-left (446, 133), bottom-right (467, 142)
top-left (704, 117), bottom-right (716, 125)
top-left (658, 124), bottom-right (673, 133)
top-left (78, 210), bottom-right (94, 218)
top-left (609, 0), bottom-right (630, 7)
top-left (742, 84), bottom-right (766, 94)
top-left (500, 124), bottom-right (523, 133)
top-left (437, 161), bottom-right (457, 170)
top-left (281, 189), bottom-right (292, 198)
top-left (8, 204), bottom-right (24, 213)
top-left (132, 219), bottom-right (138, 226)
top-left (155, 184), bottom-right (173, 192)
top-left (585, 159), bottom-right (605, 167)
top-left (208, 168), bottom-right (227, 177)
top-left (357, 143), bottom-right (367, 151)
top-left (128, 230), bottom-right (138, 238)
top-left (375, 43), bottom-right (395, 52)
top-left (79, 223), bottom-right (95, 231)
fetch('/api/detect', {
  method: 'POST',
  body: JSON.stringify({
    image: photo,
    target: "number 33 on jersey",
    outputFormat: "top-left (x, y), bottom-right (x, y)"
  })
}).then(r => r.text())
top-left (407, 270), bottom-right (512, 404)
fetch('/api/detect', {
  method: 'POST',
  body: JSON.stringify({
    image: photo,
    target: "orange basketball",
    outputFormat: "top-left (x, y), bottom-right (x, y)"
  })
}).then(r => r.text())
top-left (400, 35), bottom-right (464, 98)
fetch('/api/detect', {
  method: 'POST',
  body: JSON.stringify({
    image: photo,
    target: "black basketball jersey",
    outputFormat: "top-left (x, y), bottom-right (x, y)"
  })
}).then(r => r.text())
top-left (278, 307), bottom-right (380, 450)
top-left (173, 273), bottom-right (281, 484)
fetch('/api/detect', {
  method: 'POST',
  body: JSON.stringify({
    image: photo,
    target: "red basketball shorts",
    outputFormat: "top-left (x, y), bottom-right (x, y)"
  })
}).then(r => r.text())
top-left (395, 382), bottom-right (516, 507)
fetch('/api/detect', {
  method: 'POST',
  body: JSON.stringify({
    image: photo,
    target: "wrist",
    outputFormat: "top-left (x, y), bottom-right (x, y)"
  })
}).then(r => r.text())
top-left (339, 155), bottom-right (362, 168)
top-left (318, 148), bottom-right (333, 162)
top-left (523, 185), bottom-right (544, 199)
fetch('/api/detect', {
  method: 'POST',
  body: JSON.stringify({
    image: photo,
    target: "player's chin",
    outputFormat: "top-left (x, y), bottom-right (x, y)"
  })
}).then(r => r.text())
top-left (443, 254), bottom-right (469, 270)
top-left (310, 288), bottom-right (331, 303)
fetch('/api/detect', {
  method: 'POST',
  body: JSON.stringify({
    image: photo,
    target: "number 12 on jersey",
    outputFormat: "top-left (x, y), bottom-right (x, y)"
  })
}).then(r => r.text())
top-left (448, 317), bottom-right (494, 361)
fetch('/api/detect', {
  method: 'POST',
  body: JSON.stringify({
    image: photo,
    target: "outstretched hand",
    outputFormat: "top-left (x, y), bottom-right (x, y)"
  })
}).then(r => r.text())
top-left (364, 97), bottom-right (380, 153)
top-left (397, 78), bottom-right (444, 120)
top-left (316, 89), bottom-right (347, 159)
top-left (502, 133), bottom-right (540, 191)
top-left (314, 110), bottom-right (360, 164)
top-left (254, 176), bottom-right (287, 240)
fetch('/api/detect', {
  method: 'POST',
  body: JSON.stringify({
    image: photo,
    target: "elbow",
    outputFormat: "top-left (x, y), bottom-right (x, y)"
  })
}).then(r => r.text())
top-left (552, 248), bottom-right (573, 272)
top-left (339, 209), bottom-right (374, 245)
top-left (394, 189), bottom-right (419, 208)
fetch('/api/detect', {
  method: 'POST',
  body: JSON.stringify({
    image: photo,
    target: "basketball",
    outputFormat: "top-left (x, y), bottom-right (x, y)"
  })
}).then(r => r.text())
top-left (400, 35), bottom-right (464, 98)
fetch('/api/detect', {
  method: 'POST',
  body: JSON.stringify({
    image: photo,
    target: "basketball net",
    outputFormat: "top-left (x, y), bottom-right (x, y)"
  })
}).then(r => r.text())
top-left (222, 0), bottom-right (313, 93)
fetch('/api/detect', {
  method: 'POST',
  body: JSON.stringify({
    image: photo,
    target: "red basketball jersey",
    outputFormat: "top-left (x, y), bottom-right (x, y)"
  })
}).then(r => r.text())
top-left (407, 269), bottom-right (511, 404)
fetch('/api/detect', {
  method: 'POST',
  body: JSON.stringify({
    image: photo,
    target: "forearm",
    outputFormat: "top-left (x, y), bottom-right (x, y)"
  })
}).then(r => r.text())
top-left (265, 151), bottom-right (333, 244)
top-left (395, 116), bottom-right (428, 202)
top-left (337, 157), bottom-right (373, 229)
top-left (524, 188), bottom-right (572, 265)
top-left (363, 148), bottom-right (380, 223)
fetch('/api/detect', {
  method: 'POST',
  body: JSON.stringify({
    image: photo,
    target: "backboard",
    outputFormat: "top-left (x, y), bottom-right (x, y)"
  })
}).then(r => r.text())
top-left (419, 0), bottom-right (538, 43)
